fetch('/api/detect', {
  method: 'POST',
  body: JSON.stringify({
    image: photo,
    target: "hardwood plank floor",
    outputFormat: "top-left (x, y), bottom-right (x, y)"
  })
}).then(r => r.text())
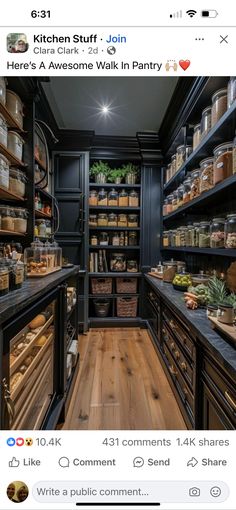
top-left (63, 328), bottom-right (187, 430)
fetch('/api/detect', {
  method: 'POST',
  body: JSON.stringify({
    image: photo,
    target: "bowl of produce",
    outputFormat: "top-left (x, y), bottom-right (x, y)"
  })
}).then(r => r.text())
top-left (172, 272), bottom-right (192, 291)
top-left (184, 284), bottom-right (210, 309)
top-left (191, 274), bottom-right (209, 287)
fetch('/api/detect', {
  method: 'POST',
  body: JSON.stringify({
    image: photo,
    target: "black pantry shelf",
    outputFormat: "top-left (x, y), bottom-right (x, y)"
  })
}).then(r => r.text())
top-left (89, 226), bottom-right (140, 231)
top-left (164, 101), bottom-right (236, 193)
top-left (89, 272), bottom-right (142, 277)
top-left (35, 187), bottom-right (54, 201)
top-left (89, 206), bottom-right (140, 211)
top-left (89, 293), bottom-right (140, 298)
top-left (161, 247), bottom-right (236, 257)
top-left (89, 245), bottom-right (140, 250)
top-left (89, 183), bottom-right (141, 189)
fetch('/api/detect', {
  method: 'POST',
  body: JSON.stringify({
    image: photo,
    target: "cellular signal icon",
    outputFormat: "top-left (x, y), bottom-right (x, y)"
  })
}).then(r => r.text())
top-left (170, 10), bottom-right (182, 18)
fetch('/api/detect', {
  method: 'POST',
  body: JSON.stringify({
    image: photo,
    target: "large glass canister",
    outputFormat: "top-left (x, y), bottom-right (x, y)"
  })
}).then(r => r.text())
top-left (171, 154), bottom-right (177, 176)
top-left (176, 145), bottom-right (186, 171)
top-left (179, 227), bottom-right (188, 247)
top-left (9, 168), bottom-right (27, 197)
top-left (163, 260), bottom-right (178, 283)
top-left (0, 205), bottom-right (15, 231)
top-left (213, 142), bottom-right (233, 185)
top-left (190, 169), bottom-right (201, 200)
top-left (89, 189), bottom-right (98, 206)
top-left (172, 190), bottom-right (178, 211)
top-left (108, 188), bottom-right (118, 206)
top-left (193, 123), bottom-right (201, 151)
top-left (199, 221), bottom-right (210, 248)
top-left (108, 213), bottom-right (117, 226)
top-left (211, 88), bottom-right (227, 126)
top-left (98, 188), bottom-right (108, 206)
top-left (162, 231), bottom-right (169, 248)
top-left (177, 184), bottom-right (184, 208)
top-left (210, 217), bottom-right (225, 248)
top-left (201, 106), bottom-right (212, 139)
top-left (110, 253), bottom-right (126, 272)
top-left (163, 198), bottom-right (168, 216)
top-left (199, 157), bottom-right (214, 193)
top-left (227, 77), bottom-right (236, 109)
top-left (50, 241), bottom-right (62, 269)
top-left (0, 154), bottom-right (9, 189)
top-left (166, 163), bottom-right (172, 183)
top-left (129, 189), bottom-right (139, 207)
top-left (225, 214), bottom-right (236, 248)
top-left (170, 230), bottom-right (177, 247)
top-left (24, 240), bottom-right (49, 275)
top-left (118, 189), bottom-right (129, 207)
top-left (183, 177), bottom-right (191, 204)
top-left (167, 194), bottom-right (174, 214)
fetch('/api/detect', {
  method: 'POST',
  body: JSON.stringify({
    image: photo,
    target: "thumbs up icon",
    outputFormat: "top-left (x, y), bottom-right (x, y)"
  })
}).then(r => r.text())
top-left (9, 457), bottom-right (20, 468)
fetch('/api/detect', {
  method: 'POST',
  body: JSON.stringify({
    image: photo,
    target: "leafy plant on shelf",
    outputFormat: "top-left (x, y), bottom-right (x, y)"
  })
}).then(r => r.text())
top-left (207, 276), bottom-right (228, 305)
top-left (107, 168), bottom-right (126, 183)
top-left (89, 161), bottom-right (110, 183)
top-left (122, 163), bottom-right (139, 184)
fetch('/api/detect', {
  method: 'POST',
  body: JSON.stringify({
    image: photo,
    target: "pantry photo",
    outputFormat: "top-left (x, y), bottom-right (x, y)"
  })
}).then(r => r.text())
top-left (0, 75), bottom-right (236, 431)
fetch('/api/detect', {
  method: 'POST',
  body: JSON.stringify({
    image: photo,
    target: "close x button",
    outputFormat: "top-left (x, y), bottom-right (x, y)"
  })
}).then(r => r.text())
top-left (220, 35), bottom-right (229, 44)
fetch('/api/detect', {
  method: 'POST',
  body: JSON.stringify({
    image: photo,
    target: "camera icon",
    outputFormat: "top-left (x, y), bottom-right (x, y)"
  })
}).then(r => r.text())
top-left (189, 487), bottom-right (200, 497)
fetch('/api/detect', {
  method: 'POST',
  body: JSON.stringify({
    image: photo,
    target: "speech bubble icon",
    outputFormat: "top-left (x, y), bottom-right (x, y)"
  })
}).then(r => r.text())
top-left (58, 457), bottom-right (70, 468)
top-left (133, 456), bottom-right (144, 468)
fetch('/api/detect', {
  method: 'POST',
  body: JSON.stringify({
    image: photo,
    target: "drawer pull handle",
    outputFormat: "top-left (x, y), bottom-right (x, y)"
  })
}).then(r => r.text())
top-left (225, 390), bottom-right (236, 411)
top-left (183, 387), bottom-right (188, 395)
top-left (175, 350), bottom-right (180, 359)
top-left (170, 365), bottom-right (178, 376)
top-left (181, 362), bottom-right (187, 372)
top-left (171, 342), bottom-right (175, 351)
top-left (2, 378), bottom-right (15, 426)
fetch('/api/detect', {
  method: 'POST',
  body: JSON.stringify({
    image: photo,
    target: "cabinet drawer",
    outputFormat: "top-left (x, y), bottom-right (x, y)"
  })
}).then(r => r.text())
top-left (163, 307), bottom-right (195, 360)
top-left (163, 343), bottom-right (194, 423)
top-left (148, 290), bottom-right (160, 313)
top-left (162, 324), bottom-right (194, 388)
top-left (203, 358), bottom-right (236, 424)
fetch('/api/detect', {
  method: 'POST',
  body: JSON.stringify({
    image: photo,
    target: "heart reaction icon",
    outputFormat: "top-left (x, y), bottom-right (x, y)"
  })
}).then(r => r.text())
top-left (179, 59), bottom-right (191, 70)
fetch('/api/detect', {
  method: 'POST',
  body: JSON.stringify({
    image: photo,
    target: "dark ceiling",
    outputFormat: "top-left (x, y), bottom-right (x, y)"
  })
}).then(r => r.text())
top-left (42, 77), bottom-right (178, 137)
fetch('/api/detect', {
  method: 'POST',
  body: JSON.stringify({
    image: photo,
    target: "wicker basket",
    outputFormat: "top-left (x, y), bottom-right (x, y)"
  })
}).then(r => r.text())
top-left (117, 297), bottom-right (138, 317)
top-left (116, 277), bottom-right (137, 294)
top-left (91, 278), bottom-right (112, 295)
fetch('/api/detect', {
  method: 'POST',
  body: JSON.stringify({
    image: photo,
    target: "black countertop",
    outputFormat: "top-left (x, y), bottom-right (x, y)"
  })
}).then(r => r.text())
top-left (0, 266), bottom-right (81, 325)
top-left (145, 275), bottom-right (236, 380)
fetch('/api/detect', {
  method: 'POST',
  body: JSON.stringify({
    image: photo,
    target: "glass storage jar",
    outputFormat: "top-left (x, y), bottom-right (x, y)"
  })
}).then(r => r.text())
top-left (186, 225), bottom-right (193, 247)
top-left (108, 213), bottom-right (117, 226)
top-left (89, 189), bottom-right (98, 206)
top-left (225, 214), bottom-right (236, 248)
top-left (110, 253), bottom-right (126, 272)
top-left (0, 264), bottom-right (9, 296)
top-left (10, 260), bottom-right (25, 290)
top-left (118, 214), bottom-right (127, 227)
top-left (171, 154), bottom-right (177, 176)
top-left (177, 185), bottom-right (184, 208)
top-left (98, 188), bottom-right (108, 206)
top-left (99, 232), bottom-right (109, 246)
top-left (213, 142), bottom-right (233, 185)
top-left (210, 217), bottom-right (225, 248)
top-left (170, 230), bottom-right (177, 247)
top-left (180, 227), bottom-right (188, 247)
top-left (199, 221), bottom-right (210, 248)
top-left (163, 198), bottom-right (168, 216)
top-left (36, 218), bottom-right (46, 238)
top-left (128, 214), bottom-right (138, 227)
top-left (89, 214), bottom-right (98, 227)
top-left (163, 260), bottom-right (178, 283)
top-left (98, 213), bottom-right (108, 226)
top-left (0, 154), bottom-right (9, 189)
top-left (233, 132), bottom-right (236, 174)
top-left (176, 145), bottom-right (185, 170)
top-left (24, 240), bottom-right (49, 275)
top-left (112, 232), bottom-right (120, 246)
top-left (128, 231), bottom-right (138, 246)
top-left (227, 77), bottom-right (236, 109)
top-left (183, 177), bottom-right (191, 204)
top-left (193, 123), bottom-right (201, 151)
top-left (0, 205), bottom-right (15, 231)
top-left (163, 231), bottom-right (169, 248)
top-left (185, 145), bottom-right (193, 160)
top-left (211, 88), bottom-right (227, 126)
top-left (108, 188), bottom-right (118, 206)
top-left (45, 220), bottom-right (52, 237)
top-left (7, 131), bottom-right (24, 161)
top-left (0, 76), bottom-right (6, 105)
top-left (190, 222), bottom-right (200, 247)
top-left (166, 163), bottom-right (171, 183)
top-left (127, 260), bottom-right (138, 272)
top-left (167, 194), bottom-right (174, 214)
top-left (90, 234), bottom-right (98, 246)
top-left (190, 169), bottom-right (201, 200)
top-left (9, 168), bottom-right (27, 197)
top-left (172, 190), bottom-right (178, 211)
top-left (200, 157), bottom-right (214, 193)
top-left (119, 232), bottom-right (125, 246)
top-left (129, 190), bottom-right (139, 207)
top-left (175, 228), bottom-right (181, 247)
top-left (201, 106), bottom-right (212, 138)
top-left (6, 90), bottom-right (24, 129)
top-left (0, 113), bottom-right (8, 147)
top-left (119, 189), bottom-right (129, 207)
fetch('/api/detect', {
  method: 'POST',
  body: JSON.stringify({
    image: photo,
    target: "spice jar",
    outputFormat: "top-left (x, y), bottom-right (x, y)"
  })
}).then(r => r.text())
top-left (225, 214), bottom-right (236, 248)
top-left (127, 260), bottom-right (138, 272)
top-left (172, 191), bottom-right (178, 211)
top-left (167, 194), bottom-right (174, 214)
top-left (233, 132), bottom-right (236, 174)
top-left (98, 213), bottom-right (108, 226)
top-left (108, 213), bottom-right (117, 226)
top-left (118, 214), bottom-right (127, 227)
top-left (110, 253), bottom-right (126, 272)
top-left (176, 145), bottom-right (185, 170)
top-left (89, 214), bottom-right (97, 227)
top-left (163, 260), bottom-right (178, 283)
top-left (0, 154), bottom-right (9, 189)
top-left (129, 190), bottom-right (139, 207)
top-left (99, 232), bottom-right (109, 246)
top-left (190, 169), bottom-right (201, 200)
top-left (171, 154), bottom-right (177, 176)
top-left (183, 177), bottom-right (191, 204)
top-left (90, 234), bottom-right (98, 246)
top-left (108, 188), bottom-right (118, 206)
top-left (163, 198), bottom-right (168, 216)
top-left (128, 231), bottom-right (138, 246)
top-left (201, 106), bottom-right (212, 138)
top-left (163, 231), bottom-right (169, 248)
top-left (210, 217), bottom-right (225, 248)
top-left (227, 77), bottom-right (236, 109)
top-left (0, 206), bottom-right (15, 231)
top-left (9, 168), bottom-right (27, 197)
top-left (89, 189), bottom-right (98, 206)
top-left (98, 188), bottom-right (108, 206)
top-left (211, 88), bottom-right (227, 126)
top-left (0, 264), bottom-right (9, 296)
top-left (193, 123), bottom-right (201, 151)
top-left (199, 157), bottom-right (214, 193)
top-left (199, 221), bottom-right (210, 248)
top-left (177, 185), bottom-right (184, 208)
top-left (128, 214), bottom-right (138, 227)
top-left (119, 189), bottom-right (129, 207)
top-left (0, 113), bottom-right (8, 147)
top-left (213, 142), bottom-right (233, 185)
top-left (112, 232), bottom-right (120, 246)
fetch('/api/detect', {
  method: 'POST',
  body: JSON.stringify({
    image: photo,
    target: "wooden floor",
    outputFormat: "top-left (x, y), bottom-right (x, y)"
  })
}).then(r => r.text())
top-left (63, 328), bottom-right (187, 430)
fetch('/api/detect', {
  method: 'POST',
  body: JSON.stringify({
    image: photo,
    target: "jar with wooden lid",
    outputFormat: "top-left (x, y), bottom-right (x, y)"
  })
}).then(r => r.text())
top-left (129, 190), bottom-right (139, 207)
top-left (89, 214), bottom-right (97, 227)
top-left (118, 189), bottom-right (129, 207)
top-left (118, 214), bottom-right (127, 227)
top-left (0, 205), bottom-right (15, 231)
top-left (9, 168), bottom-right (27, 197)
top-left (225, 214), bottom-right (236, 248)
top-left (129, 231), bottom-right (138, 246)
top-left (213, 142), bottom-right (233, 185)
top-left (176, 145), bottom-right (185, 170)
top-left (108, 213), bottom-right (117, 226)
top-left (128, 214), bottom-right (138, 227)
top-left (172, 190), bottom-right (178, 211)
top-left (0, 264), bottom-right (9, 296)
top-left (98, 213), bottom-right (108, 226)
top-left (199, 157), bottom-right (214, 193)
top-left (210, 218), bottom-right (225, 248)
top-left (183, 177), bottom-right (191, 204)
top-left (0, 154), bottom-right (9, 189)
top-left (199, 221), bottom-right (210, 248)
top-left (211, 88), bottom-right (227, 126)
top-left (201, 106), bottom-right (212, 138)
top-left (167, 194), bottom-right (174, 214)
top-left (190, 169), bottom-right (201, 200)
top-left (108, 188), bottom-right (118, 206)
top-left (98, 188), bottom-right (108, 206)
top-left (89, 189), bottom-right (98, 206)
top-left (227, 77), bottom-right (236, 109)
top-left (193, 123), bottom-right (201, 150)
top-left (163, 231), bottom-right (169, 248)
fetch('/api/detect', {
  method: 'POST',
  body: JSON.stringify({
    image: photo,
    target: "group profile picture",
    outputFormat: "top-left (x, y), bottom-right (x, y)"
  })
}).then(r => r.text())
top-left (6, 481), bottom-right (29, 503)
top-left (7, 33), bottom-right (29, 53)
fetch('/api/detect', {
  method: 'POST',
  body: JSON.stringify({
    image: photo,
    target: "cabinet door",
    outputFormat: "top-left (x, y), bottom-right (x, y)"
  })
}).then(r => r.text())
top-left (54, 153), bottom-right (85, 193)
top-left (203, 383), bottom-right (234, 430)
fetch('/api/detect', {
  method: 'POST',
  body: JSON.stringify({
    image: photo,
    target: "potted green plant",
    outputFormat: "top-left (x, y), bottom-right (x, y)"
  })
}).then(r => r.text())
top-left (107, 167), bottom-right (126, 184)
top-left (90, 161), bottom-right (110, 184)
top-left (122, 163), bottom-right (139, 185)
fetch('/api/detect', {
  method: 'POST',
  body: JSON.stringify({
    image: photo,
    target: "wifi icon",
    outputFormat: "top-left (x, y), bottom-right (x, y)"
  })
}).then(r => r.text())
top-left (186, 9), bottom-right (197, 17)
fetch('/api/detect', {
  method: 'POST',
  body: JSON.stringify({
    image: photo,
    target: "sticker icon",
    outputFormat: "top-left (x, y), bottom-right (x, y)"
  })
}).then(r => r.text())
top-left (16, 437), bottom-right (24, 447)
top-left (7, 437), bottom-right (15, 447)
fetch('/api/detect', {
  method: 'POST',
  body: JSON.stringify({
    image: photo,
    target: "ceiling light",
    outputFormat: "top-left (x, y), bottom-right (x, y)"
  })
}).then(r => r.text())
top-left (101, 106), bottom-right (109, 114)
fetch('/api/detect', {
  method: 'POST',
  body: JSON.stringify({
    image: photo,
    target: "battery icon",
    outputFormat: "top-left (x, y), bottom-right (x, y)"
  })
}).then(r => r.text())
top-left (201, 10), bottom-right (218, 17)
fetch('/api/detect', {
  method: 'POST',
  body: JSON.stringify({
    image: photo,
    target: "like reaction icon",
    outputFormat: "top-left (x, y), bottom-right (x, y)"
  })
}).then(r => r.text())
top-left (9, 457), bottom-right (20, 468)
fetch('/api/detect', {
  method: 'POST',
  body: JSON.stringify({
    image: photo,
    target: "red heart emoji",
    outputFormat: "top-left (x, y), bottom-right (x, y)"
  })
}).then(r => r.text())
top-left (179, 59), bottom-right (191, 71)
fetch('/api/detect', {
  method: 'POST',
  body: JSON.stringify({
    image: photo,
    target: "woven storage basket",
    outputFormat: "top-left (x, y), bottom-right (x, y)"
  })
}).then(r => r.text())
top-left (91, 278), bottom-right (112, 294)
top-left (117, 296), bottom-right (138, 317)
top-left (116, 277), bottom-right (137, 294)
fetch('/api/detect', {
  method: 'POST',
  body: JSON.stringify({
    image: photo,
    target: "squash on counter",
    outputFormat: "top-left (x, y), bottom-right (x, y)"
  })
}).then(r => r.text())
top-left (29, 314), bottom-right (47, 330)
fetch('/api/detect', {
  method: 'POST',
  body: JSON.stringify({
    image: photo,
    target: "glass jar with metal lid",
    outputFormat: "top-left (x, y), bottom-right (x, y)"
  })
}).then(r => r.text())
top-left (170, 230), bottom-right (177, 247)
top-left (190, 169), bottom-right (201, 200)
top-left (225, 214), bottom-right (236, 248)
top-left (128, 214), bottom-right (138, 227)
top-left (201, 106), bottom-right (212, 138)
top-left (163, 198), bottom-right (168, 216)
top-left (128, 231), bottom-right (138, 246)
top-left (162, 231), bottom-right (169, 248)
top-left (175, 228), bottom-right (181, 247)
top-left (108, 188), bottom-right (118, 206)
top-left (171, 154), bottom-right (177, 176)
top-left (118, 189), bottom-right (129, 207)
top-left (172, 190), bottom-right (178, 211)
top-left (166, 163), bottom-right (171, 183)
top-left (176, 145), bottom-right (185, 170)
top-left (183, 177), bottom-right (191, 204)
top-left (110, 253), bottom-right (126, 272)
top-left (112, 232), bottom-right (120, 246)
top-left (199, 221), bottom-right (210, 248)
top-left (89, 189), bottom-right (98, 206)
top-left (129, 189), bottom-right (139, 207)
top-left (167, 194), bottom-right (174, 214)
top-left (13, 207), bottom-right (28, 234)
top-left (0, 154), bottom-right (9, 189)
top-left (108, 213), bottom-right (117, 226)
top-left (210, 218), bottom-right (225, 248)
top-left (213, 142), bottom-right (233, 185)
top-left (99, 232), bottom-right (109, 246)
top-left (190, 222), bottom-right (200, 247)
top-left (90, 234), bottom-right (98, 246)
top-left (211, 88), bottom-right (227, 126)
top-left (200, 157), bottom-right (214, 193)
top-left (98, 188), bottom-right (108, 206)
top-left (98, 213), bottom-right (108, 226)
top-left (193, 123), bottom-right (201, 151)
top-left (179, 227), bottom-right (188, 247)
top-left (0, 205), bottom-right (15, 231)
top-left (186, 225), bottom-right (194, 247)
top-left (185, 145), bottom-right (193, 160)
top-left (89, 214), bottom-right (98, 227)
top-left (9, 168), bottom-right (27, 198)
top-left (118, 214), bottom-right (128, 227)
top-left (127, 260), bottom-right (138, 272)
top-left (227, 77), bottom-right (236, 109)
top-left (177, 184), bottom-right (184, 208)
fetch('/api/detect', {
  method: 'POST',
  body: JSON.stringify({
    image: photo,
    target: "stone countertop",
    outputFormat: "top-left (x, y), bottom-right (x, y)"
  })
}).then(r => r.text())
top-left (145, 275), bottom-right (236, 379)
top-left (0, 266), bottom-right (81, 325)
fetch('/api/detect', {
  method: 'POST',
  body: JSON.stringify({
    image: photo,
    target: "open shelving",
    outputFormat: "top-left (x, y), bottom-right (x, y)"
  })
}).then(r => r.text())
top-left (0, 101), bottom-right (25, 133)
top-left (161, 247), bottom-right (236, 257)
top-left (0, 186), bottom-right (26, 202)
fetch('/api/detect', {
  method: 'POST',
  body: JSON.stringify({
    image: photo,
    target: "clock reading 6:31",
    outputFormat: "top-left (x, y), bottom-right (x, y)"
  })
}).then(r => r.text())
top-left (31, 10), bottom-right (51, 18)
